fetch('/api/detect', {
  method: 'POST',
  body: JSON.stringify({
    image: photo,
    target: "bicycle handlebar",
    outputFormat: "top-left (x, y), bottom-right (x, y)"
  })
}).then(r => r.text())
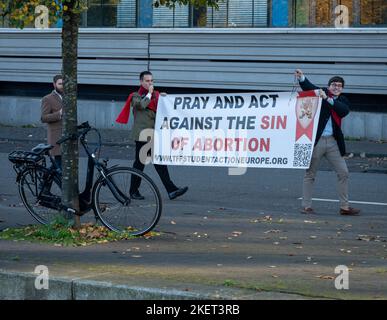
top-left (77, 121), bottom-right (91, 130)
top-left (56, 122), bottom-right (92, 145)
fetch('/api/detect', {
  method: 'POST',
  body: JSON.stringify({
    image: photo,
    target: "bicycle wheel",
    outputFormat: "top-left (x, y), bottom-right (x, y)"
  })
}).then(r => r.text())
top-left (18, 166), bottom-right (62, 225)
top-left (93, 167), bottom-right (162, 236)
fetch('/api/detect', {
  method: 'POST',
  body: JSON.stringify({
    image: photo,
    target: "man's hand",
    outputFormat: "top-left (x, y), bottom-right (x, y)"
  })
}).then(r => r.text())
top-left (295, 69), bottom-right (304, 81)
top-left (148, 85), bottom-right (154, 94)
top-left (319, 89), bottom-right (328, 100)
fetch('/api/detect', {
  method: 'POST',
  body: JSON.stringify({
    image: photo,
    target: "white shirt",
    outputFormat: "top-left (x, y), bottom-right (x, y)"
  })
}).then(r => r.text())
top-left (54, 90), bottom-right (63, 101)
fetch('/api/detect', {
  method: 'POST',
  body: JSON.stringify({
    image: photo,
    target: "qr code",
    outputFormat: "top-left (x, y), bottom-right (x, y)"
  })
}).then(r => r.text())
top-left (293, 144), bottom-right (312, 167)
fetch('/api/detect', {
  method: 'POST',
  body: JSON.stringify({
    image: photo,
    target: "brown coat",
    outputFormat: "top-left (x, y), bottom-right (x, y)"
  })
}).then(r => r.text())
top-left (41, 91), bottom-right (63, 156)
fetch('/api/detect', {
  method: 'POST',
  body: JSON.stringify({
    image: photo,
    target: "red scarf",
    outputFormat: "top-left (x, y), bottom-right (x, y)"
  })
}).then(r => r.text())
top-left (116, 86), bottom-right (160, 124)
top-left (327, 90), bottom-right (342, 128)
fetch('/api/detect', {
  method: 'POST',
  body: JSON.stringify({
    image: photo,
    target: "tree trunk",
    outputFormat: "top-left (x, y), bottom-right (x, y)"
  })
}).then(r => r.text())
top-left (61, 1), bottom-right (81, 229)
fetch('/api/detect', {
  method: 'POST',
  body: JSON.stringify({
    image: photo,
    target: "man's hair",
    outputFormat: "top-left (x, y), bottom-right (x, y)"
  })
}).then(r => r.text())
top-left (328, 76), bottom-right (345, 87)
top-left (53, 74), bottom-right (63, 83)
top-left (139, 71), bottom-right (153, 81)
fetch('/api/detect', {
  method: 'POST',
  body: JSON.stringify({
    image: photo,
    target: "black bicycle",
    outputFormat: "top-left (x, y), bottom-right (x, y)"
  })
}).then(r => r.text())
top-left (8, 122), bottom-right (162, 236)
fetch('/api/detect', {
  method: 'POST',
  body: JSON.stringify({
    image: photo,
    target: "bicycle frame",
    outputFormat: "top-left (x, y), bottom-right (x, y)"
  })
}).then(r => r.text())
top-left (11, 122), bottom-right (132, 217)
top-left (76, 125), bottom-right (132, 215)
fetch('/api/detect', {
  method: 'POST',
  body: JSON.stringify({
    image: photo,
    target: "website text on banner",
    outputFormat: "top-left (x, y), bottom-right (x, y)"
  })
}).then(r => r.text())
top-left (153, 90), bottom-right (322, 169)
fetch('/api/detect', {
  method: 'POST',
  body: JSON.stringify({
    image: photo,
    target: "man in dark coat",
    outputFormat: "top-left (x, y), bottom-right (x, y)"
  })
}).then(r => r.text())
top-left (295, 69), bottom-right (360, 216)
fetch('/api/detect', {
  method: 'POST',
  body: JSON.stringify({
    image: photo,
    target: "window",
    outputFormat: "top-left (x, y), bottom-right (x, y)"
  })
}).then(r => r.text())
top-left (152, 4), bottom-right (189, 27)
top-left (1, 0), bottom-right (386, 29)
top-left (315, 0), bottom-right (331, 27)
top-left (85, 0), bottom-right (136, 27)
top-left (117, 0), bottom-right (136, 27)
top-left (206, 0), bottom-right (268, 27)
top-left (290, 0), bottom-right (387, 28)
top-left (360, 0), bottom-right (387, 25)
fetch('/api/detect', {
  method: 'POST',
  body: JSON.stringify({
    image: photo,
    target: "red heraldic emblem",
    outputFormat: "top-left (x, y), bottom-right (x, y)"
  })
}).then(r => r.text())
top-left (295, 90), bottom-right (319, 142)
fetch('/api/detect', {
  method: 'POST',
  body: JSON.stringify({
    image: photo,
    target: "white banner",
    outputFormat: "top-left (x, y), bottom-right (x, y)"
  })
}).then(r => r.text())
top-left (153, 90), bottom-right (322, 169)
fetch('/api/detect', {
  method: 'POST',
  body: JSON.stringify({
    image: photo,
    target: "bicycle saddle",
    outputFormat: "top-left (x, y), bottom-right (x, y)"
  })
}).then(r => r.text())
top-left (31, 143), bottom-right (53, 155)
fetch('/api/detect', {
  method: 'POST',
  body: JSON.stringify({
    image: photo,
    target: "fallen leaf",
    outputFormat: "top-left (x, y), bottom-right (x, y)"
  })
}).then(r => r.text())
top-left (264, 229), bottom-right (281, 234)
top-left (316, 275), bottom-right (334, 280)
top-left (86, 230), bottom-right (102, 239)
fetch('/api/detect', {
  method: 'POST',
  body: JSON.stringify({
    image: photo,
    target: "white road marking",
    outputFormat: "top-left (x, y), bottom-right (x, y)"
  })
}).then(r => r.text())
top-left (297, 197), bottom-right (387, 206)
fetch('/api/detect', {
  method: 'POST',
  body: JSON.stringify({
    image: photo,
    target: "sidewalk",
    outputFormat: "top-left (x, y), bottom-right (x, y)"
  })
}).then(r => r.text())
top-left (1, 125), bottom-right (387, 300)
top-left (0, 124), bottom-right (386, 157)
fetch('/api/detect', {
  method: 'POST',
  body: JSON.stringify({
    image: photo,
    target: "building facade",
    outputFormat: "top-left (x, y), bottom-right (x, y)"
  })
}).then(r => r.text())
top-left (0, 1), bottom-right (386, 139)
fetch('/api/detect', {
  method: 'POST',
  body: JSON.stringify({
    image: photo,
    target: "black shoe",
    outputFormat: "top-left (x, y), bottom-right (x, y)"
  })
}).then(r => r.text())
top-left (130, 191), bottom-right (145, 200)
top-left (168, 186), bottom-right (188, 200)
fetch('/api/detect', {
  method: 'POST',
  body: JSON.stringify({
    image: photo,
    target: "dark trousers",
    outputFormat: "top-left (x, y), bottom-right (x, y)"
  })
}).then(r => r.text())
top-left (54, 155), bottom-right (62, 170)
top-left (130, 141), bottom-right (177, 194)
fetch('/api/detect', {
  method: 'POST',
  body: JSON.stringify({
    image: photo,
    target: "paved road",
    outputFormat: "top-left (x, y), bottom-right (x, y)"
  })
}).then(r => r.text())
top-left (0, 140), bottom-right (386, 299)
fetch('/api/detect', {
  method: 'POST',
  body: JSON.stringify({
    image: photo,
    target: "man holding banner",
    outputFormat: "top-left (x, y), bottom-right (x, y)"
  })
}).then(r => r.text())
top-left (295, 69), bottom-right (360, 216)
top-left (116, 71), bottom-right (188, 200)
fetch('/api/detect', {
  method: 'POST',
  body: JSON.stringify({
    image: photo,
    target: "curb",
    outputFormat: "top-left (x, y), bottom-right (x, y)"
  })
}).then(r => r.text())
top-left (0, 270), bottom-right (312, 300)
top-left (0, 270), bottom-right (215, 300)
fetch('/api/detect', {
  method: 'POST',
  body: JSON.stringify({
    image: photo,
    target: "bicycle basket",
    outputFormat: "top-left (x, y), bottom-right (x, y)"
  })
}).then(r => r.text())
top-left (8, 150), bottom-right (44, 165)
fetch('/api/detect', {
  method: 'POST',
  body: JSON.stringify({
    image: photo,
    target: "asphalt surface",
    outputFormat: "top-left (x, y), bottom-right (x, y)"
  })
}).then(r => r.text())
top-left (0, 126), bottom-right (386, 299)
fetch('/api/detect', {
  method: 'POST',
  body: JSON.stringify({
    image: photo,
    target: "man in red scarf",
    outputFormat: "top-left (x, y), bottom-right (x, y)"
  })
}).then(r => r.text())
top-left (116, 71), bottom-right (188, 200)
top-left (295, 69), bottom-right (360, 216)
